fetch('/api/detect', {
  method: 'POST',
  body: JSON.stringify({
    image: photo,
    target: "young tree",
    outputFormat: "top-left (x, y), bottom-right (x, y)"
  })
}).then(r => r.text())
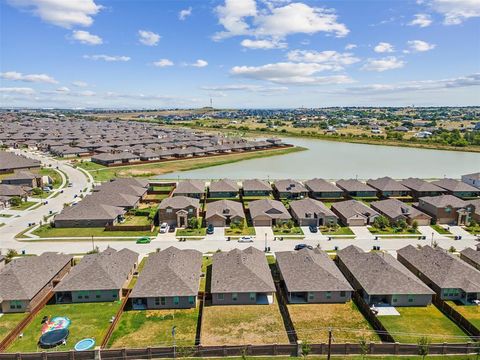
top-left (396, 218), bottom-right (408, 231)
top-left (359, 336), bottom-right (369, 360)
top-left (187, 217), bottom-right (199, 229)
top-left (9, 196), bottom-right (22, 207)
top-left (417, 336), bottom-right (430, 360)
top-left (373, 216), bottom-right (389, 230)
top-left (412, 220), bottom-right (419, 231)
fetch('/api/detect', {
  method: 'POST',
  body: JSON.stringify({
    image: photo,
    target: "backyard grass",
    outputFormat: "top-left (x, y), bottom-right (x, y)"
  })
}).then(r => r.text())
top-left (200, 256), bottom-right (213, 292)
top-left (117, 215), bottom-right (151, 226)
top-left (108, 308), bottom-right (199, 348)
top-left (144, 193), bottom-right (169, 201)
top-left (79, 146), bottom-right (305, 182)
top-left (0, 313), bottom-right (27, 341)
top-left (377, 305), bottom-right (468, 344)
top-left (273, 226), bottom-right (304, 236)
top-left (30, 224), bottom-right (155, 238)
top-left (151, 185), bottom-right (175, 192)
top-left (201, 303), bottom-right (288, 345)
top-left (369, 227), bottom-right (420, 235)
top-left (39, 168), bottom-right (63, 189)
top-left (431, 224), bottom-right (452, 235)
top-left (320, 226), bottom-right (355, 236)
top-left (11, 201), bottom-right (37, 210)
top-left (176, 227), bottom-right (206, 236)
top-left (225, 226), bottom-right (256, 236)
top-left (447, 301), bottom-right (480, 329)
top-left (288, 302), bottom-right (380, 343)
top-left (7, 302), bottom-right (121, 352)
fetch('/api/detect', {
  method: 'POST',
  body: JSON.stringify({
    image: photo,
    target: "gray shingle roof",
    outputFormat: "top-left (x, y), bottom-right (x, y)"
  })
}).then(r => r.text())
top-left (304, 178), bottom-right (342, 193)
top-left (206, 199), bottom-right (245, 221)
top-left (418, 194), bottom-right (467, 208)
top-left (131, 247), bottom-right (202, 297)
top-left (337, 245), bottom-right (434, 296)
top-left (211, 247), bottom-right (275, 293)
top-left (55, 248), bottom-right (138, 292)
top-left (336, 179), bottom-right (376, 192)
top-left (274, 179), bottom-right (307, 193)
top-left (432, 178), bottom-right (479, 193)
top-left (276, 248), bottom-right (352, 293)
top-left (248, 199), bottom-right (291, 220)
top-left (290, 198), bottom-right (337, 219)
top-left (367, 177), bottom-right (410, 192)
top-left (331, 200), bottom-right (379, 220)
top-left (209, 179), bottom-right (239, 193)
top-left (173, 180), bottom-right (205, 195)
top-left (242, 179), bottom-right (272, 192)
top-left (158, 196), bottom-right (200, 210)
top-left (370, 198), bottom-right (431, 221)
top-left (0, 151), bottom-right (41, 172)
top-left (401, 178), bottom-right (446, 192)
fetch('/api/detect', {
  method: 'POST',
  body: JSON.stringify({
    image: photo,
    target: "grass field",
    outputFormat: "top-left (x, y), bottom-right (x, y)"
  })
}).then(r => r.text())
top-left (273, 226), bottom-right (304, 236)
top-left (176, 227), bottom-right (207, 236)
top-left (225, 226), bottom-right (256, 236)
top-left (378, 305), bottom-right (468, 344)
top-left (117, 215), bottom-right (151, 226)
top-left (11, 201), bottom-right (37, 210)
top-left (201, 303), bottom-right (288, 345)
top-left (288, 302), bottom-right (380, 343)
top-left (78, 147), bottom-right (305, 182)
top-left (369, 227), bottom-right (420, 235)
top-left (30, 224), bottom-right (155, 238)
top-left (108, 309), bottom-right (199, 348)
top-left (431, 225), bottom-right (452, 235)
top-left (320, 226), bottom-right (355, 236)
top-left (8, 302), bottom-right (121, 352)
top-left (447, 301), bottom-right (480, 329)
top-left (0, 313), bottom-right (27, 341)
top-left (39, 168), bottom-right (63, 189)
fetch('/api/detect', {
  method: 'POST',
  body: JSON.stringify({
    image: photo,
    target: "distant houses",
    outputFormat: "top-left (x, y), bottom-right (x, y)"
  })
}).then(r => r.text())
top-left (336, 179), bottom-right (377, 198)
top-left (205, 200), bottom-right (245, 227)
top-left (371, 198), bottom-right (431, 226)
top-left (248, 199), bottom-right (291, 226)
top-left (331, 200), bottom-right (380, 226)
top-left (289, 198), bottom-right (338, 227)
top-left (416, 194), bottom-right (472, 225)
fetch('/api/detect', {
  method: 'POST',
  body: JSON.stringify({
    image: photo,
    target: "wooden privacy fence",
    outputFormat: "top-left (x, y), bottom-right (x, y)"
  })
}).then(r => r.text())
top-left (100, 289), bottom-right (132, 349)
top-left (1, 342), bottom-right (478, 360)
top-left (433, 295), bottom-right (480, 338)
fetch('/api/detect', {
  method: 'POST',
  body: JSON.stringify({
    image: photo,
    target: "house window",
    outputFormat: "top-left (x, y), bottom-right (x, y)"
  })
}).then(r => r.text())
top-left (188, 296), bottom-right (195, 305)
top-left (232, 293), bottom-right (238, 301)
top-left (112, 293), bottom-right (117, 299)
top-left (325, 291), bottom-right (332, 299)
top-left (249, 293), bottom-right (256, 301)
top-left (154, 297), bottom-right (160, 306)
top-left (217, 293), bottom-right (224, 301)
top-left (161, 297), bottom-right (166, 305)
top-left (166, 208), bottom-right (172, 213)
top-left (308, 292), bottom-right (315, 301)
top-left (340, 291), bottom-right (346, 297)
top-left (188, 208), bottom-right (193, 213)
top-left (445, 207), bottom-right (451, 213)
top-left (392, 295), bottom-right (398, 303)
top-left (10, 301), bottom-right (21, 310)
top-left (408, 295), bottom-right (415, 303)
top-left (173, 297), bottom-right (179, 305)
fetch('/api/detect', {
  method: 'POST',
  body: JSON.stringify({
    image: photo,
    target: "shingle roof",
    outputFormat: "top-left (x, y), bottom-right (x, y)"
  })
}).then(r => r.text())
top-left (432, 178), bottom-right (479, 193)
top-left (173, 180), bottom-right (205, 195)
top-left (371, 198), bottom-right (431, 221)
top-left (290, 198), bottom-right (337, 219)
top-left (211, 247), bottom-right (275, 293)
top-left (460, 247), bottom-right (480, 267)
top-left (367, 177), bottom-right (410, 192)
top-left (242, 179), bottom-right (272, 192)
top-left (418, 194), bottom-right (467, 208)
top-left (304, 178), bottom-right (342, 193)
top-left (131, 247), bottom-right (202, 297)
top-left (55, 248), bottom-right (138, 292)
top-left (0, 253), bottom-right (72, 301)
top-left (331, 200), bottom-right (379, 219)
top-left (336, 179), bottom-right (376, 192)
top-left (274, 179), bottom-right (307, 193)
top-left (401, 178), bottom-right (446, 192)
top-left (398, 245), bottom-right (480, 293)
top-left (209, 179), bottom-right (239, 193)
top-left (158, 196), bottom-right (200, 210)
top-left (337, 245), bottom-right (434, 296)
top-left (248, 199), bottom-right (291, 220)
top-left (276, 248), bottom-right (352, 293)
top-left (206, 199), bottom-right (245, 220)
top-left (0, 151), bottom-right (41, 172)
top-left (54, 202), bottom-right (125, 222)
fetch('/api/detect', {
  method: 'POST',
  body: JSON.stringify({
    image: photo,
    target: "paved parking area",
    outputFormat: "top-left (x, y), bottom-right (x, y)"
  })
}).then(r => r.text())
top-left (350, 226), bottom-right (375, 240)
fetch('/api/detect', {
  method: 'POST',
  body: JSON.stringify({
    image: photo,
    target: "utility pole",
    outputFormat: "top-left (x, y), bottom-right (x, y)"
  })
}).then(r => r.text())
top-left (264, 232), bottom-right (268, 252)
top-left (327, 327), bottom-right (333, 360)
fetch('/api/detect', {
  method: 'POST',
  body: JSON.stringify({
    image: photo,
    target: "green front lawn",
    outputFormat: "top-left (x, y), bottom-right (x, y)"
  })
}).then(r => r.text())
top-left (273, 226), bottom-right (303, 236)
top-left (108, 309), bottom-right (199, 348)
top-left (8, 302), bottom-right (121, 352)
top-left (75, 161), bottom-right (106, 171)
top-left (378, 305), bottom-right (468, 344)
top-left (432, 224), bottom-right (452, 235)
top-left (320, 226), bottom-right (354, 236)
top-left (447, 301), bottom-right (480, 329)
top-left (11, 201), bottom-right (37, 210)
top-left (466, 225), bottom-right (480, 235)
top-left (151, 185), bottom-right (175, 192)
top-left (369, 227), bottom-right (420, 235)
top-left (39, 168), bottom-right (63, 189)
top-left (0, 313), bottom-right (27, 341)
top-left (117, 215), bottom-right (151, 226)
top-left (30, 224), bottom-right (155, 238)
top-left (176, 227), bottom-right (206, 236)
top-left (225, 226), bottom-right (256, 236)
top-left (0, 213), bottom-right (13, 218)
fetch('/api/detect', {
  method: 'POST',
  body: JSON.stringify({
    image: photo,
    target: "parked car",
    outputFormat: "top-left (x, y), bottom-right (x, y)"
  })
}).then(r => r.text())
top-left (309, 225), bottom-right (318, 233)
top-left (238, 236), bottom-right (254, 243)
top-left (206, 224), bottom-right (214, 235)
top-left (68, 182), bottom-right (73, 187)
top-left (136, 237), bottom-right (151, 244)
top-left (168, 225), bottom-right (176, 233)
top-left (294, 244), bottom-right (313, 251)
top-left (159, 223), bottom-right (170, 233)
top-left (42, 187), bottom-right (51, 192)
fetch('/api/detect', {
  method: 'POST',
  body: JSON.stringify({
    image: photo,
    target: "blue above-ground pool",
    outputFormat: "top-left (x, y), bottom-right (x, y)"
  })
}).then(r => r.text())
top-left (74, 338), bottom-right (95, 351)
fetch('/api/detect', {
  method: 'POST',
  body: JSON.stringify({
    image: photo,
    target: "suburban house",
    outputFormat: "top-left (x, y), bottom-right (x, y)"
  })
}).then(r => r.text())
top-left (336, 179), bottom-right (377, 198)
top-left (242, 179), bottom-right (272, 197)
top-left (130, 247), bottom-right (202, 309)
top-left (248, 199), bottom-right (292, 226)
top-left (468, 199), bottom-right (480, 222)
top-left (172, 180), bottom-right (205, 198)
top-left (432, 178), bottom-right (480, 198)
top-left (416, 195), bottom-right (472, 225)
top-left (158, 196), bottom-right (200, 227)
top-left (401, 178), bottom-right (447, 199)
top-left (462, 173), bottom-right (480, 189)
top-left (460, 245), bottom-right (480, 271)
top-left (366, 177), bottom-right (411, 198)
top-left (208, 179), bottom-right (239, 198)
top-left (205, 199), bottom-right (245, 227)
top-left (273, 179), bottom-right (308, 199)
top-left (397, 245), bottom-right (480, 304)
top-left (0, 253), bottom-right (73, 313)
top-left (211, 247), bottom-right (276, 305)
top-left (1, 170), bottom-right (43, 188)
top-left (304, 178), bottom-right (344, 199)
top-left (289, 198), bottom-right (338, 227)
top-left (54, 202), bottom-right (126, 228)
top-left (336, 245), bottom-right (434, 306)
top-left (54, 248), bottom-right (138, 304)
top-left (370, 198), bottom-right (431, 226)
top-left (331, 200), bottom-right (380, 226)
top-left (276, 248), bottom-right (353, 303)
top-left (0, 151), bottom-right (41, 174)
top-left (0, 184), bottom-right (30, 199)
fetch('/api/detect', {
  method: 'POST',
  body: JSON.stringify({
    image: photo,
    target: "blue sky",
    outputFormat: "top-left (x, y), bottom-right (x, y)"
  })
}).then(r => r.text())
top-left (1, 0), bottom-right (479, 108)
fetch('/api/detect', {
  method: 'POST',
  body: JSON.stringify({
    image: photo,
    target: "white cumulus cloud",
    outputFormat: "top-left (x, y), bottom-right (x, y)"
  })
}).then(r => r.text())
top-left (83, 54), bottom-right (131, 62)
top-left (7, 0), bottom-right (102, 28)
top-left (153, 59), bottom-right (174, 67)
top-left (407, 40), bottom-right (436, 52)
top-left (241, 38), bottom-right (287, 49)
top-left (425, 0), bottom-right (480, 24)
top-left (138, 30), bottom-right (160, 46)
top-left (1, 71), bottom-right (58, 84)
top-left (345, 43), bottom-right (357, 50)
top-left (374, 42), bottom-right (394, 53)
top-left (0, 87), bottom-right (35, 95)
top-left (286, 50), bottom-right (360, 69)
top-left (179, 7), bottom-right (192, 20)
top-left (72, 81), bottom-right (88, 87)
top-left (192, 59), bottom-right (208, 68)
top-left (362, 56), bottom-right (405, 72)
top-left (408, 13), bottom-right (433, 27)
top-left (71, 30), bottom-right (102, 45)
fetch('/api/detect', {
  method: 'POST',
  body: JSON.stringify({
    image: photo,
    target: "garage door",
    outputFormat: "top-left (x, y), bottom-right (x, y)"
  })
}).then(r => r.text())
top-left (254, 219), bottom-right (271, 226)
top-left (348, 218), bottom-right (366, 227)
top-left (300, 219), bottom-right (317, 227)
top-left (207, 218), bottom-right (225, 227)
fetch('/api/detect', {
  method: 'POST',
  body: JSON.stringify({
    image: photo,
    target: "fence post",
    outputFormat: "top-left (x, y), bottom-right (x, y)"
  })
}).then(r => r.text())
top-left (273, 343), bottom-right (277, 356)
top-left (69, 350), bottom-right (75, 360)
top-left (394, 342), bottom-right (399, 355)
top-left (41, 351), bottom-right (47, 360)
top-left (344, 342), bottom-right (349, 355)
top-left (15, 353), bottom-right (21, 360)
top-left (147, 347), bottom-right (152, 359)
top-left (442, 342), bottom-right (447, 355)
top-left (223, 345), bottom-right (227, 357)
top-left (296, 340), bottom-right (303, 357)
top-left (121, 348), bottom-right (127, 360)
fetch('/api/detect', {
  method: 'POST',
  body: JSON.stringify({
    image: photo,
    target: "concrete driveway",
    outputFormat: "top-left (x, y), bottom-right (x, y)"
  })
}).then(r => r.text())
top-left (255, 226), bottom-right (274, 242)
top-left (350, 226), bottom-right (375, 240)
top-left (418, 225), bottom-right (450, 241)
top-left (301, 226), bottom-right (327, 241)
top-left (205, 226), bottom-right (225, 241)
top-left (448, 226), bottom-right (477, 240)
